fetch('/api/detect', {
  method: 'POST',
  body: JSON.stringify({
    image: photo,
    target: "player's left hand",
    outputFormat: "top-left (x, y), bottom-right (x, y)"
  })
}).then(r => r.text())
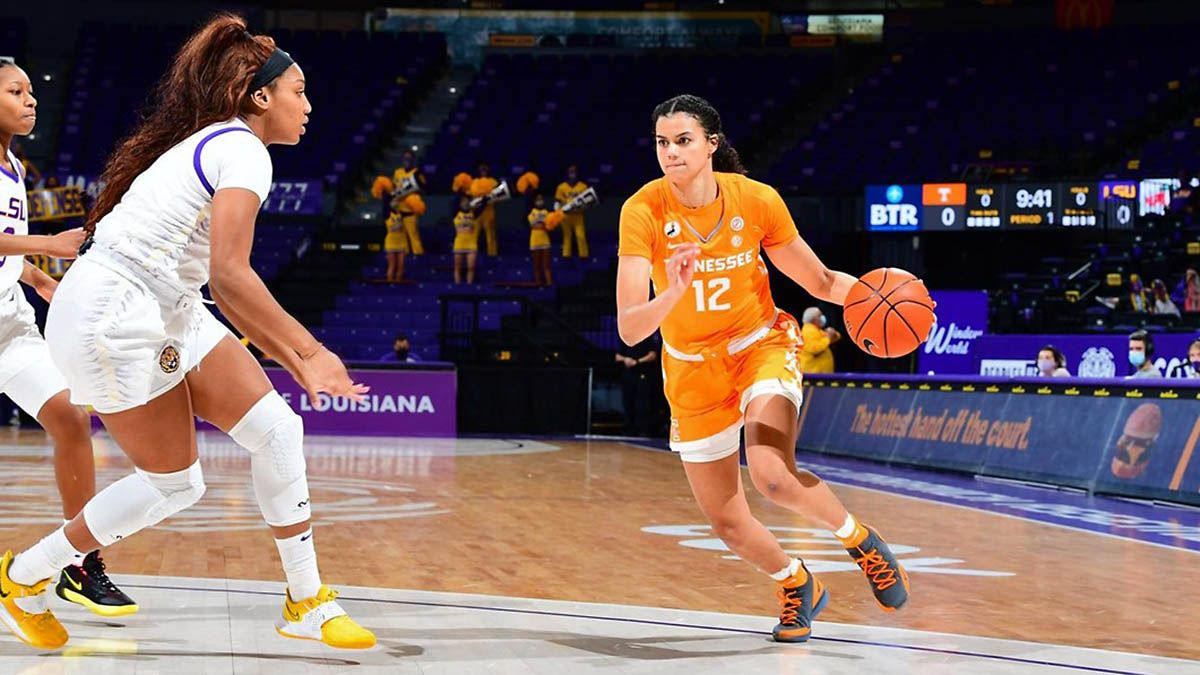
top-left (295, 346), bottom-right (370, 403)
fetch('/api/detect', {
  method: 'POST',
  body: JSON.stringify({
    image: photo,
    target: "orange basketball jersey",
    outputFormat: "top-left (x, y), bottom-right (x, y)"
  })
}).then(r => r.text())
top-left (618, 172), bottom-right (799, 354)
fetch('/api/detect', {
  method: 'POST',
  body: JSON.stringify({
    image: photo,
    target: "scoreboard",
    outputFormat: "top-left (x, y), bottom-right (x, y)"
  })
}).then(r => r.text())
top-left (866, 180), bottom-right (1115, 232)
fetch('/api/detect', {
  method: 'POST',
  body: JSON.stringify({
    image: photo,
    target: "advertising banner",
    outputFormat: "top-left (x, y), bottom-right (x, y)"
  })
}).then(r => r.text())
top-left (798, 376), bottom-right (1200, 505)
top-left (28, 186), bottom-right (86, 222)
top-left (973, 333), bottom-right (1200, 379)
top-left (262, 180), bottom-right (323, 216)
top-left (48, 175), bottom-right (320, 216)
top-left (264, 367), bottom-right (456, 437)
top-left (378, 9), bottom-right (768, 64)
top-left (916, 290), bottom-right (988, 375)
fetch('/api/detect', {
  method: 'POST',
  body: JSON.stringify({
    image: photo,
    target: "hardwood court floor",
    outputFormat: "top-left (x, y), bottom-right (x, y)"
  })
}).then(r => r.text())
top-left (0, 427), bottom-right (1195, 665)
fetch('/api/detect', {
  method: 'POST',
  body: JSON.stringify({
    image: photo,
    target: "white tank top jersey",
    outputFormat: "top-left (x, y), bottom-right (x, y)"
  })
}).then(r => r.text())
top-left (91, 117), bottom-right (273, 292)
top-left (0, 150), bottom-right (28, 293)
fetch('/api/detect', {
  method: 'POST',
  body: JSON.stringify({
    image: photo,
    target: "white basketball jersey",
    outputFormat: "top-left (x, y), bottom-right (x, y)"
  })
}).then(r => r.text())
top-left (91, 117), bottom-right (273, 292)
top-left (0, 150), bottom-right (28, 293)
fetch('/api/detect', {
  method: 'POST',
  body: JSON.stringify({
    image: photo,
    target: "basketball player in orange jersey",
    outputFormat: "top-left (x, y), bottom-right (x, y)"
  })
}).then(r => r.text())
top-left (617, 95), bottom-right (909, 643)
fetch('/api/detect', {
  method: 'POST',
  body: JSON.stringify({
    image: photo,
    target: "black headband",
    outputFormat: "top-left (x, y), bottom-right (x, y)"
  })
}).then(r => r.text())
top-left (249, 47), bottom-right (294, 92)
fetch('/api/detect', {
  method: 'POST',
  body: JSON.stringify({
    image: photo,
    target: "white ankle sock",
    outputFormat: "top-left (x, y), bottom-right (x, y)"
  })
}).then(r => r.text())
top-left (768, 558), bottom-right (802, 582)
top-left (9, 527), bottom-right (85, 586)
top-left (833, 513), bottom-right (858, 540)
top-left (276, 529), bottom-right (322, 601)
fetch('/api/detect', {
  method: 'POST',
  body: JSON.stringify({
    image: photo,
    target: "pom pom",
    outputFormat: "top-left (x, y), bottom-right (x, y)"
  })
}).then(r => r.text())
top-left (516, 171), bottom-right (540, 195)
top-left (404, 193), bottom-right (427, 216)
top-left (452, 172), bottom-right (473, 194)
top-left (370, 176), bottom-right (394, 200)
top-left (545, 210), bottom-right (565, 231)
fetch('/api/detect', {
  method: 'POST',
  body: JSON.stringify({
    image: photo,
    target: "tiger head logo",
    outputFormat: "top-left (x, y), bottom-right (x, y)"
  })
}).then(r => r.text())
top-left (158, 345), bottom-right (181, 374)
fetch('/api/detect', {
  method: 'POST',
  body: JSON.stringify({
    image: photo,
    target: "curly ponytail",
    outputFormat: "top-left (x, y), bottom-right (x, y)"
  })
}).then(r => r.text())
top-left (86, 13), bottom-right (276, 234)
top-left (651, 94), bottom-right (748, 176)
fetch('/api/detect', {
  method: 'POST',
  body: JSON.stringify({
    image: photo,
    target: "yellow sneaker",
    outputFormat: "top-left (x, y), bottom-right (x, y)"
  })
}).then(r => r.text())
top-left (275, 585), bottom-right (375, 649)
top-left (0, 550), bottom-right (69, 650)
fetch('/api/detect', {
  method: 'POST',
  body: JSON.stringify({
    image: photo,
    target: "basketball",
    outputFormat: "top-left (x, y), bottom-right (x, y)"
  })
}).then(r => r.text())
top-left (842, 268), bottom-right (937, 358)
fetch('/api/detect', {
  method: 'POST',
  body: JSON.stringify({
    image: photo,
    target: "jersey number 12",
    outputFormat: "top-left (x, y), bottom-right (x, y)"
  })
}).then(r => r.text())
top-left (692, 278), bottom-right (731, 312)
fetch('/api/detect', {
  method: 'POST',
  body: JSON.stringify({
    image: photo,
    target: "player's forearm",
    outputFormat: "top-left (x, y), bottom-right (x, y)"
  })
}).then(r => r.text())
top-left (792, 268), bottom-right (855, 305)
top-left (19, 261), bottom-right (52, 289)
top-left (209, 266), bottom-right (319, 373)
top-left (826, 271), bottom-right (856, 305)
top-left (618, 287), bottom-right (682, 346)
top-left (0, 233), bottom-right (52, 257)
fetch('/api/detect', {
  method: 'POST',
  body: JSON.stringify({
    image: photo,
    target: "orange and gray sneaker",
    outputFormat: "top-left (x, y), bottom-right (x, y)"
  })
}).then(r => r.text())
top-left (275, 585), bottom-right (376, 649)
top-left (0, 550), bottom-right (69, 650)
top-left (844, 524), bottom-right (910, 611)
top-left (772, 563), bottom-right (828, 643)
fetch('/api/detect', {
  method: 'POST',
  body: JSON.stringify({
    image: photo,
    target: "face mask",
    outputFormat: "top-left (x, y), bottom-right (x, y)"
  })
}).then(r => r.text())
top-left (819, 315), bottom-right (827, 328)
top-left (395, 347), bottom-right (409, 360)
top-left (568, 172), bottom-right (577, 181)
top-left (1129, 351), bottom-right (1146, 367)
top-left (1038, 358), bottom-right (1056, 373)
top-left (1191, 360), bottom-right (1200, 373)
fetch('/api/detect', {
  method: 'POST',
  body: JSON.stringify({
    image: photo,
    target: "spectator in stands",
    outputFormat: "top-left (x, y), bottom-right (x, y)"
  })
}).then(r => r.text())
top-left (556, 164), bottom-right (590, 258)
top-left (1181, 268), bottom-right (1200, 313)
top-left (452, 195), bottom-right (482, 284)
top-left (1151, 278), bottom-right (1180, 318)
top-left (12, 140), bottom-right (41, 188)
top-left (1127, 274), bottom-right (1149, 313)
top-left (383, 195), bottom-right (409, 283)
top-left (1036, 345), bottom-right (1070, 377)
top-left (1127, 329), bottom-right (1162, 378)
top-left (799, 306), bottom-right (840, 374)
top-left (1187, 338), bottom-right (1200, 378)
top-left (468, 162), bottom-right (499, 256)
top-left (615, 335), bottom-right (659, 436)
top-left (380, 333), bottom-right (418, 363)
top-left (527, 193), bottom-right (553, 286)
top-left (390, 149), bottom-right (426, 255)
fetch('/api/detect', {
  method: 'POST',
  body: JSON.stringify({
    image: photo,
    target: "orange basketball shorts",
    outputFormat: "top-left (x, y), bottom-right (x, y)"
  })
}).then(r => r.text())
top-left (661, 311), bottom-right (804, 463)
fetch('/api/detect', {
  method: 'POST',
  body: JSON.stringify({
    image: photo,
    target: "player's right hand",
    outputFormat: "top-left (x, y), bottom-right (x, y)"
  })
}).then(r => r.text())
top-left (294, 346), bottom-right (370, 404)
top-left (43, 228), bottom-right (87, 259)
top-left (665, 243), bottom-right (700, 297)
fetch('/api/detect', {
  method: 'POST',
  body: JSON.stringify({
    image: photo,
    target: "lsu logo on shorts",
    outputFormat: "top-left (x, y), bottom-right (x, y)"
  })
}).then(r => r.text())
top-left (158, 344), bottom-right (181, 374)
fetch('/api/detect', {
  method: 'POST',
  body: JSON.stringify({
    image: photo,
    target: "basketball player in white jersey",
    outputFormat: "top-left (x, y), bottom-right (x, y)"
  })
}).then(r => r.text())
top-left (0, 57), bottom-right (140, 624)
top-left (0, 18), bottom-right (374, 650)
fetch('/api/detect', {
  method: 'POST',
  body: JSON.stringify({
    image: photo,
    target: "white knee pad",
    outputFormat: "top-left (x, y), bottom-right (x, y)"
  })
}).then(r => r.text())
top-left (83, 461), bottom-right (206, 547)
top-left (229, 391), bottom-right (311, 527)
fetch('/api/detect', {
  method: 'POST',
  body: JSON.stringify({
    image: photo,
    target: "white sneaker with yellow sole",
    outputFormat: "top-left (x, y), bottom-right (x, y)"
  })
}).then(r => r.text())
top-left (275, 585), bottom-right (375, 649)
